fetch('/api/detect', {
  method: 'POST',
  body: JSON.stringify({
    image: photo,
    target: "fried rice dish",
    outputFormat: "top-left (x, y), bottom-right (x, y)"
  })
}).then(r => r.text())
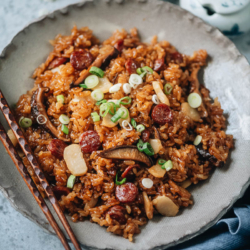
top-left (14, 26), bottom-right (234, 241)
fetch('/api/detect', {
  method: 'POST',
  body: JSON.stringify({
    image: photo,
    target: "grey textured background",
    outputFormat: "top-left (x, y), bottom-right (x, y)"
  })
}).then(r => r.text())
top-left (0, 0), bottom-right (249, 250)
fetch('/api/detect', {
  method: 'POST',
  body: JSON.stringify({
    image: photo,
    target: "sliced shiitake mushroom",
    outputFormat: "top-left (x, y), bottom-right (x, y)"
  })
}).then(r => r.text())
top-left (73, 45), bottom-right (119, 86)
top-left (31, 87), bottom-right (70, 142)
top-left (99, 145), bottom-right (152, 167)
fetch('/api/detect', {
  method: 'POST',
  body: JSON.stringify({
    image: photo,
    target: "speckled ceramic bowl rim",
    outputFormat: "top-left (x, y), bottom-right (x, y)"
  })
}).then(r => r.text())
top-left (0, 1), bottom-right (250, 249)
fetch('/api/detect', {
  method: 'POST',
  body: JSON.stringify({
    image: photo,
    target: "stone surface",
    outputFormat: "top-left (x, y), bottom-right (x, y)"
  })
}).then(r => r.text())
top-left (0, 0), bottom-right (249, 250)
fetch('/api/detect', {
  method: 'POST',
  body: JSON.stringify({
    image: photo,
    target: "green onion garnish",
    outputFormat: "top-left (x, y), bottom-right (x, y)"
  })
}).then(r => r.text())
top-left (187, 93), bottom-right (202, 109)
top-left (140, 71), bottom-right (147, 78)
top-left (115, 171), bottom-right (127, 185)
top-left (96, 99), bottom-right (107, 106)
top-left (162, 160), bottom-right (173, 171)
top-left (111, 108), bottom-right (127, 123)
top-left (79, 84), bottom-right (88, 89)
top-left (56, 95), bottom-right (65, 104)
top-left (100, 103), bottom-right (110, 117)
top-left (108, 102), bottom-right (116, 115)
top-left (89, 66), bottom-right (104, 78)
top-left (59, 114), bottom-right (70, 125)
top-left (136, 68), bottom-right (143, 75)
top-left (136, 124), bottom-right (145, 132)
top-left (19, 117), bottom-right (32, 128)
top-left (142, 66), bottom-right (153, 74)
top-left (84, 75), bottom-right (99, 89)
top-left (67, 175), bottom-right (76, 189)
top-left (158, 159), bottom-right (166, 165)
top-left (137, 139), bottom-right (144, 152)
top-left (131, 118), bottom-right (137, 128)
top-left (61, 124), bottom-right (69, 135)
top-left (164, 83), bottom-right (173, 95)
top-left (91, 89), bottom-right (104, 101)
top-left (117, 96), bottom-right (132, 106)
top-left (91, 112), bottom-right (100, 122)
top-left (142, 142), bottom-right (155, 156)
top-left (194, 135), bottom-right (202, 146)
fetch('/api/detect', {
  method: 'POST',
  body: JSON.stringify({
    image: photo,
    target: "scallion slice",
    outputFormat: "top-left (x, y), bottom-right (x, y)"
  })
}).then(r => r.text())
top-left (61, 124), bottom-right (69, 135)
top-left (136, 124), bottom-right (145, 132)
top-left (111, 107), bottom-right (128, 123)
top-left (91, 112), bottom-right (100, 122)
top-left (89, 66), bottom-right (104, 78)
top-left (142, 142), bottom-right (155, 156)
top-left (108, 102), bottom-right (117, 115)
top-left (137, 139), bottom-right (144, 152)
top-left (19, 117), bottom-right (32, 128)
top-left (56, 95), bottom-right (65, 104)
top-left (142, 66), bottom-right (153, 74)
top-left (115, 171), bottom-right (127, 185)
top-left (91, 89), bottom-right (104, 101)
top-left (131, 118), bottom-right (137, 128)
top-left (136, 68), bottom-right (143, 75)
top-left (187, 93), bottom-right (202, 108)
top-left (79, 84), bottom-right (88, 89)
top-left (96, 99), bottom-right (107, 106)
top-left (117, 96), bottom-right (132, 106)
top-left (162, 160), bottom-right (173, 171)
top-left (158, 159), bottom-right (166, 165)
top-left (59, 114), bottom-right (70, 125)
top-left (100, 103), bottom-right (110, 117)
top-left (164, 83), bottom-right (173, 95)
top-left (129, 74), bottom-right (143, 89)
top-left (140, 71), bottom-right (147, 78)
top-left (67, 175), bottom-right (76, 189)
top-left (194, 135), bottom-right (202, 146)
top-left (85, 75), bottom-right (99, 89)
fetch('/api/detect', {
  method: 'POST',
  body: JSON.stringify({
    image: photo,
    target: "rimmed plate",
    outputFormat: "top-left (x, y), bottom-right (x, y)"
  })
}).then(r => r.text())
top-left (0, 0), bottom-right (250, 249)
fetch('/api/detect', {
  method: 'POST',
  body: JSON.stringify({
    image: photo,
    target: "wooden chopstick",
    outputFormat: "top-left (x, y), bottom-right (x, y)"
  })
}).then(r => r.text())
top-left (0, 121), bottom-right (71, 250)
top-left (0, 90), bottom-right (81, 250)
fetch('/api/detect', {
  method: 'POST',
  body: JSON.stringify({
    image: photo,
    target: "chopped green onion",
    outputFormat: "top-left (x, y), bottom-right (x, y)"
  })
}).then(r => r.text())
top-left (164, 83), bottom-right (173, 95)
top-left (79, 84), bottom-right (88, 89)
top-left (142, 142), bottom-right (154, 156)
top-left (187, 93), bottom-right (202, 108)
top-left (119, 107), bottom-right (129, 119)
top-left (85, 75), bottom-right (99, 89)
top-left (56, 95), bottom-right (65, 104)
top-left (158, 159), bottom-right (166, 165)
top-left (91, 112), bottom-right (100, 122)
top-left (142, 66), bottom-right (153, 74)
top-left (61, 124), bottom-right (69, 135)
top-left (96, 99), bottom-right (107, 106)
top-left (100, 103), bottom-right (110, 117)
top-left (136, 68), bottom-right (143, 75)
top-left (67, 175), bottom-right (76, 189)
top-left (109, 83), bottom-right (122, 93)
top-left (89, 66), bottom-right (104, 78)
top-left (19, 117), bottom-right (32, 128)
top-left (91, 89), bottom-right (104, 101)
top-left (136, 124), bottom-right (145, 132)
top-left (140, 71), bottom-right (147, 78)
top-left (111, 107), bottom-right (128, 123)
top-left (162, 160), bottom-right (173, 171)
top-left (117, 96), bottom-right (132, 106)
top-left (108, 102), bottom-right (116, 115)
top-left (115, 172), bottom-right (127, 185)
top-left (129, 74), bottom-right (143, 89)
top-left (59, 114), bottom-right (70, 125)
top-left (194, 135), bottom-right (202, 146)
top-left (131, 118), bottom-right (137, 128)
top-left (137, 139), bottom-right (144, 152)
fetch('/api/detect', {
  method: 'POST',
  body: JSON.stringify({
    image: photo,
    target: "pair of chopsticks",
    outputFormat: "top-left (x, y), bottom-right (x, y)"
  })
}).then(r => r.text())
top-left (0, 90), bottom-right (81, 250)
